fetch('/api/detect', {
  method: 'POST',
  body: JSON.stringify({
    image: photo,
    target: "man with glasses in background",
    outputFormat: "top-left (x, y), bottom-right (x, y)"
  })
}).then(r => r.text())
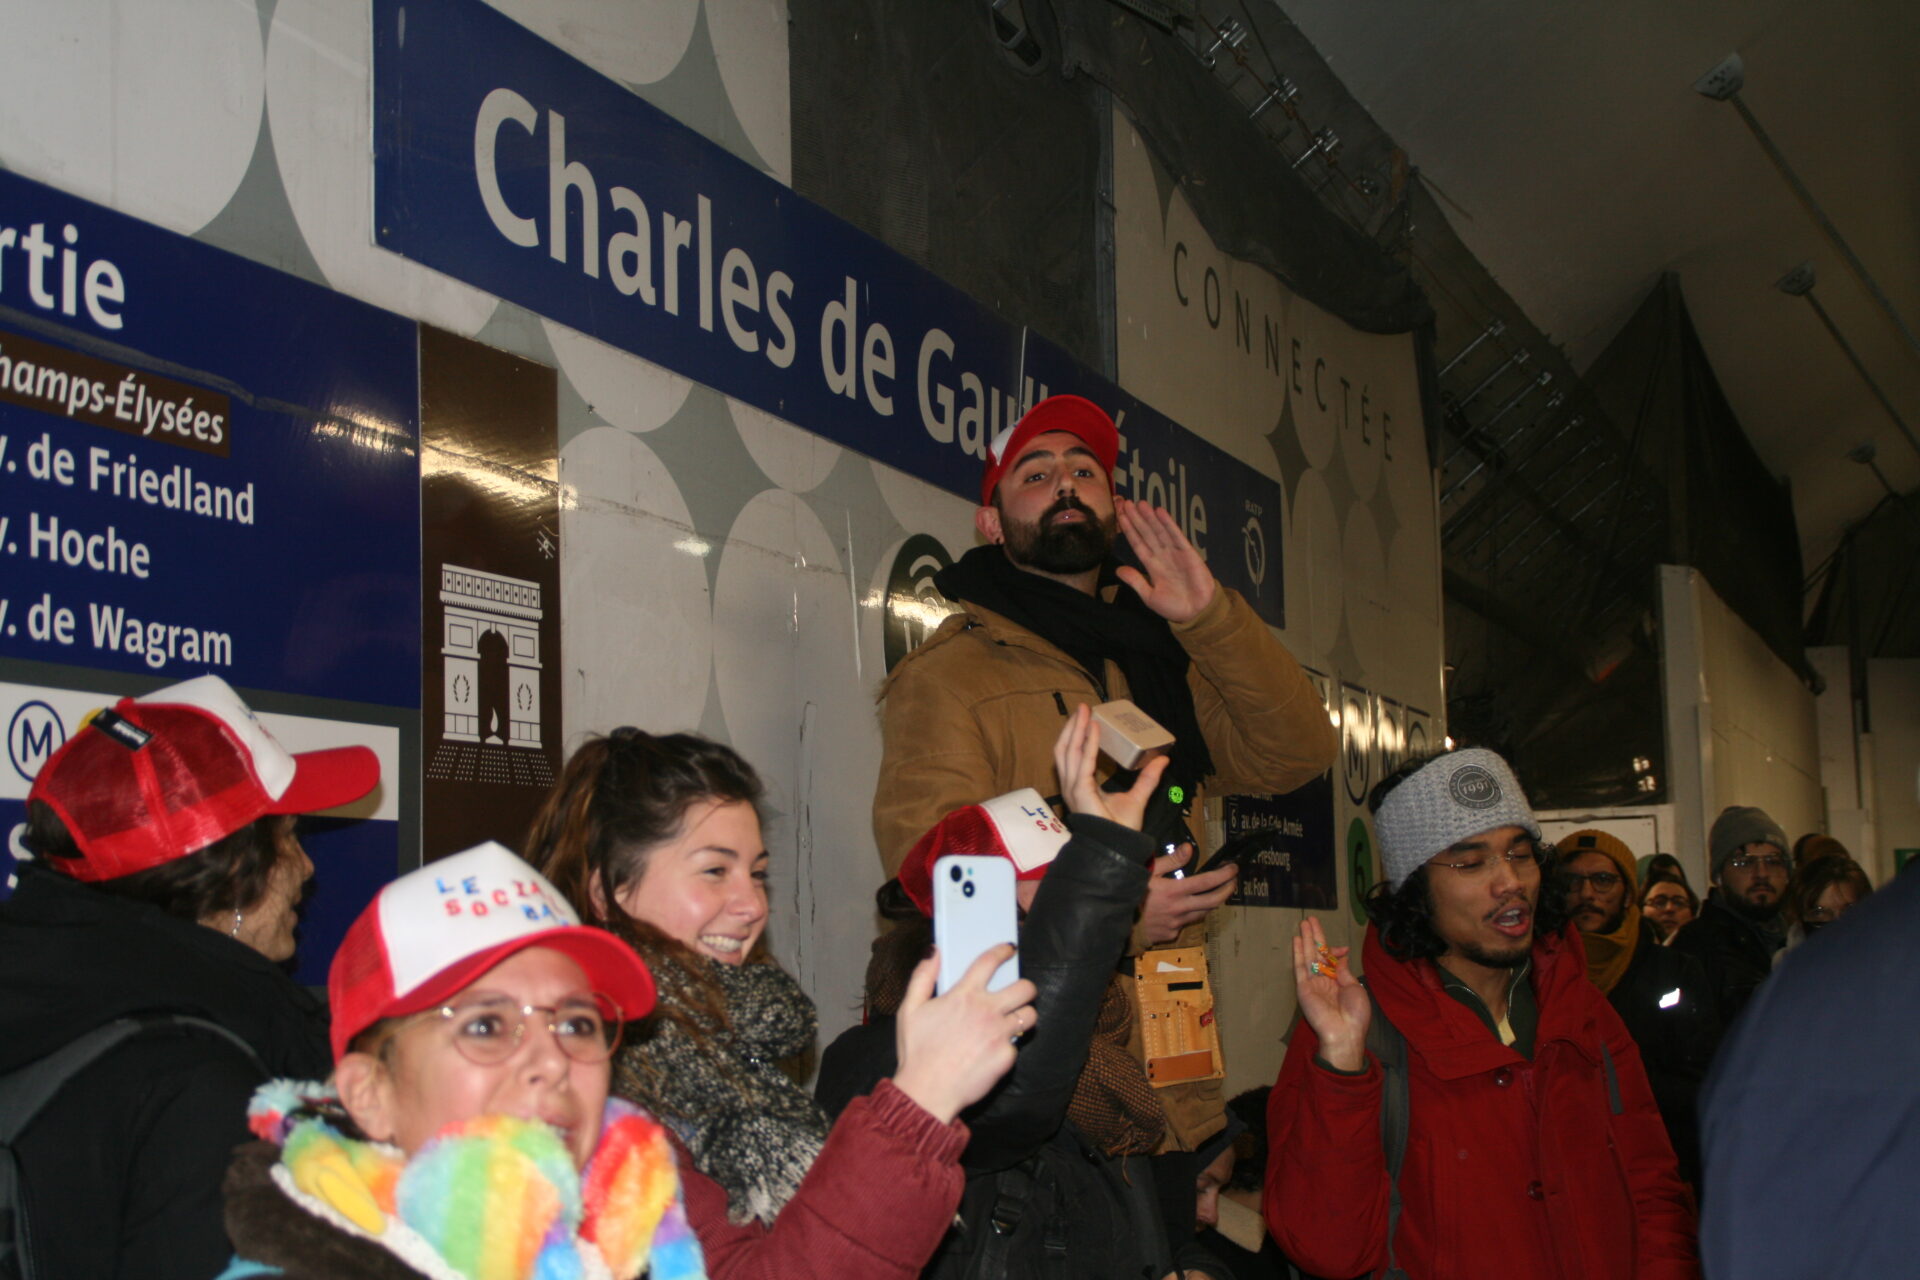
top-left (1560, 829), bottom-right (1719, 1187)
top-left (1266, 750), bottom-right (1698, 1280)
top-left (1672, 806), bottom-right (1793, 1024)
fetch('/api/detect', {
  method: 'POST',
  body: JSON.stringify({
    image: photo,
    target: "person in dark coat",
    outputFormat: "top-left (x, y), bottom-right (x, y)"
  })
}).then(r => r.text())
top-left (818, 706), bottom-right (1229, 1279)
top-left (1557, 828), bottom-right (1720, 1186)
top-left (0, 675), bottom-right (378, 1280)
top-left (1670, 805), bottom-right (1791, 1024)
top-left (1699, 841), bottom-right (1920, 1277)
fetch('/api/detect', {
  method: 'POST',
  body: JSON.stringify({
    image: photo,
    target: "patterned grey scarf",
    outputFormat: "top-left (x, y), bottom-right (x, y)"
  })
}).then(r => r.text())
top-left (612, 937), bottom-right (828, 1226)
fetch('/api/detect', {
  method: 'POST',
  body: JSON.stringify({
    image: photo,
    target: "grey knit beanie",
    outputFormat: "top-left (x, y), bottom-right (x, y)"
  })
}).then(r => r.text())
top-left (1373, 748), bottom-right (1541, 890)
top-left (1708, 806), bottom-right (1790, 879)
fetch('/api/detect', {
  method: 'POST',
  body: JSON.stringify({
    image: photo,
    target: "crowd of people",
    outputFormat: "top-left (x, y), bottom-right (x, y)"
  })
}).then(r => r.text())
top-left (0, 395), bottom-right (1897, 1280)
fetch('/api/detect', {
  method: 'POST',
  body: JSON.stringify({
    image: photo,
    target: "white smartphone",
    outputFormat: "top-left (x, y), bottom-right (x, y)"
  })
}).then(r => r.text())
top-left (932, 855), bottom-right (1021, 996)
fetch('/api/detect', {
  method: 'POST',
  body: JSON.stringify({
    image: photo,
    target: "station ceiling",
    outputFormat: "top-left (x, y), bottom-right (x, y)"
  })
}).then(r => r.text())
top-left (1268, 0), bottom-right (1920, 571)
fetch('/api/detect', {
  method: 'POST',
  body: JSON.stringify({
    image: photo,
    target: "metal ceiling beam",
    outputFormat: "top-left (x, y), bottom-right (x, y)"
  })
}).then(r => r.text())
top-left (1439, 416), bottom-right (1643, 611)
top-left (1442, 567), bottom-right (1588, 680)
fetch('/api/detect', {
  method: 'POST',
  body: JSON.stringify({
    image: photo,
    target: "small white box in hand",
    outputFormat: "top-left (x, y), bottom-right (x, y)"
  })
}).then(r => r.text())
top-left (1090, 698), bottom-right (1175, 770)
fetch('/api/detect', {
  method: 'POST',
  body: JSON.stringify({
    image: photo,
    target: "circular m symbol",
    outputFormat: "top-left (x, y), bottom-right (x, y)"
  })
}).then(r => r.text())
top-left (9, 701), bottom-right (67, 784)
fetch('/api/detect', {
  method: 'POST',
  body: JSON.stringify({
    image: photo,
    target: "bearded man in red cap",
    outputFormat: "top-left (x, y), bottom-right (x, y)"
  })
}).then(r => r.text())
top-left (873, 393), bottom-right (1336, 1170)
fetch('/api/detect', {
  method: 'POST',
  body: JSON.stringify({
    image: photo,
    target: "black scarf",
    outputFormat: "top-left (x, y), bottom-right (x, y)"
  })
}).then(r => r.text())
top-left (612, 933), bottom-right (828, 1227)
top-left (933, 545), bottom-right (1215, 792)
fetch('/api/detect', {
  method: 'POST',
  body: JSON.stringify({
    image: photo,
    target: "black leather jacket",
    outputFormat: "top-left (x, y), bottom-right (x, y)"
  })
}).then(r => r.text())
top-left (818, 816), bottom-right (1231, 1279)
top-left (817, 813), bottom-right (1152, 1167)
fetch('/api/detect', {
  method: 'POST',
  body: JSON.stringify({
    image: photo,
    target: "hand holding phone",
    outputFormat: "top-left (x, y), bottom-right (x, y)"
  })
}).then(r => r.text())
top-left (933, 855), bottom-right (1020, 995)
top-left (1193, 826), bottom-right (1281, 878)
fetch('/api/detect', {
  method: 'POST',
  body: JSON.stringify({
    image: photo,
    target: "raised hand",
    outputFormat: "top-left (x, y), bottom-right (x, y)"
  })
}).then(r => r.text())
top-left (891, 945), bottom-right (1038, 1123)
top-left (1052, 703), bottom-right (1171, 831)
top-left (1114, 496), bottom-right (1217, 624)
top-left (1291, 915), bottom-right (1369, 1072)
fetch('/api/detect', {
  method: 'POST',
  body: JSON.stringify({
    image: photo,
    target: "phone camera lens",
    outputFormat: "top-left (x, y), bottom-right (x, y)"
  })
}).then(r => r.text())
top-left (949, 865), bottom-right (964, 883)
top-left (962, 881), bottom-right (975, 898)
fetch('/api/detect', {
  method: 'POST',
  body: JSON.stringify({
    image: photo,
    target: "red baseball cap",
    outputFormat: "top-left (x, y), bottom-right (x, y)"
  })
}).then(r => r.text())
top-left (28, 675), bottom-right (380, 883)
top-left (898, 788), bottom-right (1072, 916)
top-left (979, 394), bottom-right (1120, 505)
top-left (328, 841), bottom-right (657, 1063)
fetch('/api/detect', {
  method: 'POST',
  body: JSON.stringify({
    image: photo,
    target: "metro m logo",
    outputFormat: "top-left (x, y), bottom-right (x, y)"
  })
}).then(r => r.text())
top-left (8, 701), bottom-right (66, 784)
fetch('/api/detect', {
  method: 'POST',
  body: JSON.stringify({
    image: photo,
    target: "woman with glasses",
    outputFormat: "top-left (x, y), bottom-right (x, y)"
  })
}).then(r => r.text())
top-left (1640, 873), bottom-right (1698, 944)
top-left (221, 841), bottom-right (699, 1279)
top-left (1776, 854), bottom-right (1874, 965)
top-left (221, 840), bottom-right (1031, 1280)
top-left (522, 729), bottom-right (1038, 1278)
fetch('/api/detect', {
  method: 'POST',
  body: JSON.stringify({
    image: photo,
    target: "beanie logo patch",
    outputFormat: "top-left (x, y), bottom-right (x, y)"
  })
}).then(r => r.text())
top-left (1449, 764), bottom-right (1502, 810)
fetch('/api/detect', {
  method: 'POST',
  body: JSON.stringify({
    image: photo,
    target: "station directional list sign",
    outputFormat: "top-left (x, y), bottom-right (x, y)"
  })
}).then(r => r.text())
top-left (0, 168), bottom-right (420, 984)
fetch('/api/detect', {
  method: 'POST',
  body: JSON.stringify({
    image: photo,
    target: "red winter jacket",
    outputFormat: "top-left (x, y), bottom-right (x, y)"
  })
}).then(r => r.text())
top-left (679, 1078), bottom-right (969, 1279)
top-left (1265, 925), bottom-right (1699, 1280)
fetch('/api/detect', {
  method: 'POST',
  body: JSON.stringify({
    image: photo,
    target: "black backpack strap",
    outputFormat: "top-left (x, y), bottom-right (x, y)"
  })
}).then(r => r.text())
top-left (1362, 981), bottom-right (1411, 1280)
top-left (0, 1015), bottom-right (262, 1280)
top-left (975, 1162), bottom-right (1032, 1280)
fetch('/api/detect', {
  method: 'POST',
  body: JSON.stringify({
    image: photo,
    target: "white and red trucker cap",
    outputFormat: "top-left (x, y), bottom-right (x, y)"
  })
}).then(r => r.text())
top-left (979, 394), bottom-right (1120, 505)
top-left (898, 788), bottom-right (1072, 916)
top-left (28, 674), bottom-right (379, 884)
top-left (328, 841), bottom-right (657, 1063)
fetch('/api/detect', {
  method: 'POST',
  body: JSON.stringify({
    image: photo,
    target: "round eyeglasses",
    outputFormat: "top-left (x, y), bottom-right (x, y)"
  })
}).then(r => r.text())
top-left (414, 994), bottom-right (623, 1066)
top-left (1428, 847), bottom-right (1538, 877)
top-left (1563, 870), bottom-right (1622, 892)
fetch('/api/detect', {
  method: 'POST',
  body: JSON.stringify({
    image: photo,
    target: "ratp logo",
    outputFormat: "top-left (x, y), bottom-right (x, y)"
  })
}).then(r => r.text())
top-left (9, 700), bottom-right (67, 784)
top-left (1242, 514), bottom-right (1266, 589)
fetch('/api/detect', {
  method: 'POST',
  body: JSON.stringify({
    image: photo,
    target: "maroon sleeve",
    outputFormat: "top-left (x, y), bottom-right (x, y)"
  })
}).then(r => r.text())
top-left (1597, 1004), bottom-right (1702, 1279)
top-left (685, 1079), bottom-right (968, 1280)
top-left (1264, 1019), bottom-right (1393, 1280)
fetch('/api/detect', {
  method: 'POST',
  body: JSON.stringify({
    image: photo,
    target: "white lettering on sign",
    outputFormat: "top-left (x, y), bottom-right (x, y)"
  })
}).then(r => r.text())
top-left (0, 222), bottom-right (125, 331)
top-left (472, 88), bottom-right (797, 375)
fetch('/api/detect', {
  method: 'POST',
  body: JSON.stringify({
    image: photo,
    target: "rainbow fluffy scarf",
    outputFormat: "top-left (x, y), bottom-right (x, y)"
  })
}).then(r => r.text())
top-left (248, 1081), bottom-right (706, 1280)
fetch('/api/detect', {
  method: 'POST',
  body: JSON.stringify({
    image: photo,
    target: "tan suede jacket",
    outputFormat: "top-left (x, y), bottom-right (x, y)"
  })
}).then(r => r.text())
top-left (872, 581), bottom-right (1338, 1148)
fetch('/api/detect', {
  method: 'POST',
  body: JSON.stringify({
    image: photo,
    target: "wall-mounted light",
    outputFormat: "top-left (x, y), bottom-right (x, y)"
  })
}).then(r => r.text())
top-left (1777, 261), bottom-right (1920, 465)
top-left (1846, 441), bottom-right (1912, 507)
top-left (1699, 52), bottom-right (1920, 375)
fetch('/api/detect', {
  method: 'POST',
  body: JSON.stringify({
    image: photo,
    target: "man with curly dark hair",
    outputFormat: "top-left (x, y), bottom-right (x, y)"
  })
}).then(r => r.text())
top-left (1264, 749), bottom-right (1699, 1280)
